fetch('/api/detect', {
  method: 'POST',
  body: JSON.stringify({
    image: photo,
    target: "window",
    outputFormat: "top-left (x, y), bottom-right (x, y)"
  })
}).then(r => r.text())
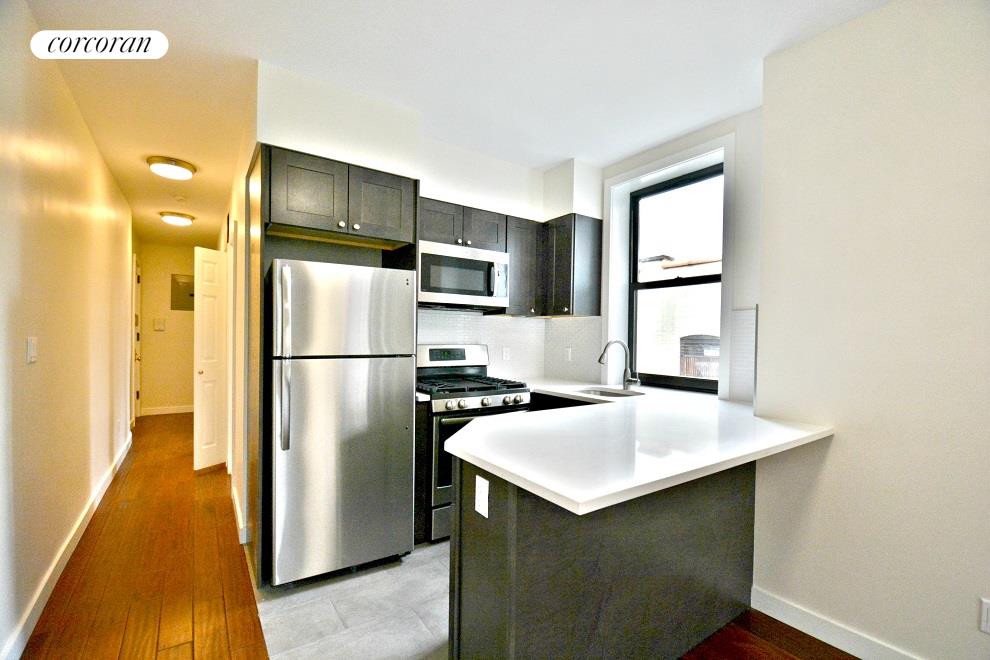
top-left (629, 164), bottom-right (723, 392)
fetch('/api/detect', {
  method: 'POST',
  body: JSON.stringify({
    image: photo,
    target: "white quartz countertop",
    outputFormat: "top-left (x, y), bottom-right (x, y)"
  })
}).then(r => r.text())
top-left (444, 380), bottom-right (833, 515)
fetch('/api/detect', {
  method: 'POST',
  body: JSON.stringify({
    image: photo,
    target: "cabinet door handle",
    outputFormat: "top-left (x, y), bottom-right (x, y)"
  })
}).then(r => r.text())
top-left (352, 223), bottom-right (361, 230)
top-left (337, 220), bottom-right (346, 228)
top-left (466, 240), bottom-right (472, 245)
top-left (456, 238), bottom-right (463, 245)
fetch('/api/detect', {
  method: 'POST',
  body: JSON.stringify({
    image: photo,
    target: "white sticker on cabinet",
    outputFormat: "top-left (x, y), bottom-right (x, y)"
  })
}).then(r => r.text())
top-left (475, 475), bottom-right (489, 518)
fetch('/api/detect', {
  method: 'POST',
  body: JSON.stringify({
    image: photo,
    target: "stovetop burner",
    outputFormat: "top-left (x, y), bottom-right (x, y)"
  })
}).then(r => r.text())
top-left (416, 375), bottom-right (526, 395)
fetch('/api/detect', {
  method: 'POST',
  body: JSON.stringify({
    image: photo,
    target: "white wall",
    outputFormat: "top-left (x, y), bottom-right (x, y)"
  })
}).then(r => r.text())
top-left (256, 61), bottom-right (544, 220)
top-left (754, 0), bottom-right (990, 657)
top-left (0, 0), bottom-right (133, 656)
top-left (138, 243), bottom-right (194, 414)
top-left (542, 158), bottom-right (604, 221)
top-left (226, 73), bottom-right (257, 540)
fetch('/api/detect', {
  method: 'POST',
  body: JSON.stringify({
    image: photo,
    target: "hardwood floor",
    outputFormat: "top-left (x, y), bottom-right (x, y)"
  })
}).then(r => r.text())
top-left (22, 414), bottom-right (267, 659)
top-left (684, 610), bottom-right (857, 659)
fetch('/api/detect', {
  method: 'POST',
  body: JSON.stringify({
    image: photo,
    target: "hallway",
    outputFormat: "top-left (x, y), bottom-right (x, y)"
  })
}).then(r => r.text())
top-left (23, 414), bottom-right (266, 659)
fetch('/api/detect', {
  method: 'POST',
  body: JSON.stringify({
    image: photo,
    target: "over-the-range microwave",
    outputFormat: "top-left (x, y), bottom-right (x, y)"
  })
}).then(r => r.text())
top-left (417, 240), bottom-right (509, 311)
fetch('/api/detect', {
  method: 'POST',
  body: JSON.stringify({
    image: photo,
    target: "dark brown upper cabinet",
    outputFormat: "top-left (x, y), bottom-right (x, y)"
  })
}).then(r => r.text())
top-left (266, 145), bottom-right (416, 246)
top-left (347, 165), bottom-right (416, 243)
top-left (544, 214), bottom-right (602, 317)
top-left (418, 198), bottom-right (463, 245)
top-left (462, 207), bottom-right (506, 252)
top-left (506, 217), bottom-right (544, 316)
top-left (418, 198), bottom-right (506, 252)
top-left (269, 147), bottom-right (348, 232)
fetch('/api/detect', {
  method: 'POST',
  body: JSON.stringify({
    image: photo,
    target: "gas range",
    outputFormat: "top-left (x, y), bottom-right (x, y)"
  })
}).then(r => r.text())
top-left (416, 345), bottom-right (530, 414)
top-left (415, 344), bottom-right (530, 542)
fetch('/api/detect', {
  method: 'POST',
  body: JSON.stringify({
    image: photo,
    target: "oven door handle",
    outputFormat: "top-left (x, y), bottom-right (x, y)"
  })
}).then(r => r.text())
top-left (439, 416), bottom-right (478, 428)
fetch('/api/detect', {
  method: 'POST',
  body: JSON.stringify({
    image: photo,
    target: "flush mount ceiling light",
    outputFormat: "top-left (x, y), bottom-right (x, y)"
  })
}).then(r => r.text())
top-left (147, 156), bottom-right (196, 180)
top-left (160, 211), bottom-right (194, 227)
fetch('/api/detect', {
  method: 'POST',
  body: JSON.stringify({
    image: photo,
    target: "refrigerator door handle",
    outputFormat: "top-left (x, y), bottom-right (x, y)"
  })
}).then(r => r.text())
top-left (274, 360), bottom-right (291, 451)
top-left (279, 263), bottom-right (292, 357)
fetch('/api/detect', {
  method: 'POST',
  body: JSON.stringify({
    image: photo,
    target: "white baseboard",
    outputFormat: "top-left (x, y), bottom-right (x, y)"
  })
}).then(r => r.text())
top-left (1, 433), bottom-right (133, 660)
top-left (139, 405), bottom-right (193, 416)
top-left (751, 585), bottom-right (921, 660)
top-left (231, 484), bottom-right (249, 544)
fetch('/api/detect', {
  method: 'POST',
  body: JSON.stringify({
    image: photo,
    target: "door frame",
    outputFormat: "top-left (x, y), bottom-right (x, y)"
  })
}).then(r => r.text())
top-left (131, 253), bottom-right (141, 426)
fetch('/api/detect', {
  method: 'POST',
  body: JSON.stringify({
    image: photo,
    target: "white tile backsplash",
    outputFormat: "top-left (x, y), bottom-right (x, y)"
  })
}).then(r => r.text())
top-left (543, 316), bottom-right (603, 383)
top-left (417, 309), bottom-right (547, 380)
top-left (728, 308), bottom-right (756, 403)
top-left (419, 308), bottom-right (755, 395)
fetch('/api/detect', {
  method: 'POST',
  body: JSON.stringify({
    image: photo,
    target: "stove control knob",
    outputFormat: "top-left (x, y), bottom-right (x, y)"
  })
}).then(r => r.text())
top-left (480, 397), bottom-right (491, 407)
top-left (457, 399), bottom-right (468, 409)
top-left (513, 394), bottom-right (524, 404)
top-left (445, 400), bottom-right (456, 411)
top-left (503, 395), bottom-right (513, 405)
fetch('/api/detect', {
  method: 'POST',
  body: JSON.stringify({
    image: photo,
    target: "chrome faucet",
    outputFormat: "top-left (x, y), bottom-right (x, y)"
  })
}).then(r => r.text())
top-left (597, 340), bottom-right (640, 390)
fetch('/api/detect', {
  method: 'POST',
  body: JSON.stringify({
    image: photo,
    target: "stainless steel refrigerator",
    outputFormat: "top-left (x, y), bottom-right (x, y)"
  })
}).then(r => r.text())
top-left (270, 259), bottom-right (415, 585)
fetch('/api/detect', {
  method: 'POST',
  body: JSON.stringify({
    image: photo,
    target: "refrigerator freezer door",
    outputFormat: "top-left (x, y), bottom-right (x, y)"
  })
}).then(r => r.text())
top-left (272, 356), bottom-right (415, 585)
top-left (273, 259), bottom-right (415, 358)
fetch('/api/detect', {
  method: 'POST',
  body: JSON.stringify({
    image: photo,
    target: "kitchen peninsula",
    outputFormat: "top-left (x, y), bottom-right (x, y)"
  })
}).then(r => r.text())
top-left (445, 385), bottom-right (833, 658)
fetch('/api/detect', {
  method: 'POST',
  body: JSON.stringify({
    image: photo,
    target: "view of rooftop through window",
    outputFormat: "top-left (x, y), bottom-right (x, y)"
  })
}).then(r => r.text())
top-left (631, 166), bottom-right (723, 389)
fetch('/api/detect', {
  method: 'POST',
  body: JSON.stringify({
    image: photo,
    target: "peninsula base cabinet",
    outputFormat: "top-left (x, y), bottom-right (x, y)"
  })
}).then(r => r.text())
top-left (450, 459), bottom-right (755, 659)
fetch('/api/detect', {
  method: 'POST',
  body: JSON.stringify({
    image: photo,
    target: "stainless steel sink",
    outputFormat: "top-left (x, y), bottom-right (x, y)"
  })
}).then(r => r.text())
top-left (577, 388), bottom-right (644, 397)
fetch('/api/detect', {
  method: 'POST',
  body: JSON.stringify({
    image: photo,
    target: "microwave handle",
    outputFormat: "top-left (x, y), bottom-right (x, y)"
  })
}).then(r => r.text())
top-left (488, 264), bottom-right (496, 296)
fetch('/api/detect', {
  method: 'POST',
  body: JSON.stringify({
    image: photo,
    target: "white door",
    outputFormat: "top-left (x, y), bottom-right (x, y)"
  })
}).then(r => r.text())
top-left (194, 246), bottom-right (226, 470)
top-left (131, 256), bottom-right (141, 425)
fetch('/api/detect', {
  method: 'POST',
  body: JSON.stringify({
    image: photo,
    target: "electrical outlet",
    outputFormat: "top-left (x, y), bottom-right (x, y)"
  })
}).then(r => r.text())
top-left (980, 597), bottom-right (990, 634)
top-left (565, 347), bottom-right (572, 362)
top-left (502, 347), bottom-right (511, 361)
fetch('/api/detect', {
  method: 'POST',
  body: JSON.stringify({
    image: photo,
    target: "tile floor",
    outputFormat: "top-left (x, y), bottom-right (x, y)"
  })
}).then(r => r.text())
top-left (257, 542), bottom-right (450, 659)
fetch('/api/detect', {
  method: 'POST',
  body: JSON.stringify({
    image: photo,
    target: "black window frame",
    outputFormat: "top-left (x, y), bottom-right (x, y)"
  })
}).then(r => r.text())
top-left (628, 163), bottom-right (724, 394)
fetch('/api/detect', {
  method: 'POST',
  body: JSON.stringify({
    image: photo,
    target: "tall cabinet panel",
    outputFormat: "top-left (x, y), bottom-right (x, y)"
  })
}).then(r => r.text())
top-left (506, 217), bottom-right (543, 316)
top-left (544, 214), bottom-right (602, 317)
top-left (547, 217), bottom-right (574, 315)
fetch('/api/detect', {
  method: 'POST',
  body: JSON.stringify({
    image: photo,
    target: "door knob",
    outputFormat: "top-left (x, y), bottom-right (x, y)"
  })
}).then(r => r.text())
top-left (197, 369), bottom-right (204, 375)
top-left (337, 220), bottom-right (346, 228)
top-left (563, 307), bottom-right (569, 313)
top-left (456, 238), bottom-right (463, 244)
top-left (352, 223), bottom-right (361, 230)
top-left (466, 240), bottom-right (472, 245)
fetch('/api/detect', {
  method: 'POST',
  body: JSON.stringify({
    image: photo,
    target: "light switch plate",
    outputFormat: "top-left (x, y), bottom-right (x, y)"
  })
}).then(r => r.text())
top-left (502, 347), bottom-right (511, 361)
top-left (153, 318), bottom-right (166, 331)
top-left (980, 597), bottom-right (990, 634)
top-left (475, 476), bottom-right (489, 518)
top-left (26, 337), bottom-right (38, 364)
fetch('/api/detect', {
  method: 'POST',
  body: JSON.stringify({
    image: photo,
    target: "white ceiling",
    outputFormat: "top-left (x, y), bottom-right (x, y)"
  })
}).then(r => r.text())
top-left (27, 0), bottom-right (887, 247)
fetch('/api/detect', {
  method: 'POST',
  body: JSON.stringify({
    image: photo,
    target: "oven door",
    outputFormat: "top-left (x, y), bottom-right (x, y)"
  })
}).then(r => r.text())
top-left (432, 414), bottom-right (476, 507)
top-left (418, 241), bottom-right (509, 309)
